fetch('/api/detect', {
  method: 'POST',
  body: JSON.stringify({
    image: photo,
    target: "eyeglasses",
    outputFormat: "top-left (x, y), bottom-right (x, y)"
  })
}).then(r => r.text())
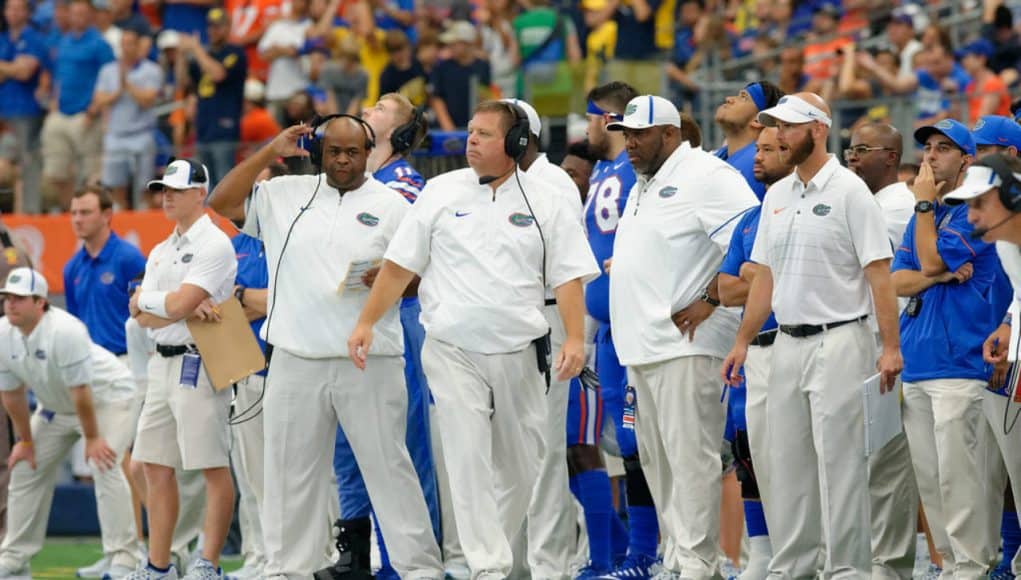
top-left (843, 145), bottom-right (895, 160)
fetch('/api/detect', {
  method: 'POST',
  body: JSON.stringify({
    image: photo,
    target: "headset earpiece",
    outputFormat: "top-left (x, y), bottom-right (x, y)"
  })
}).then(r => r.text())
top-left (390, 107), bottom-right (426, 154)
top-left (982, 154), bottom-right (1021, 213)
top-left (502, 103), bottom-right (530, 162)
top-left (309, 114), bottom-right (377, 170)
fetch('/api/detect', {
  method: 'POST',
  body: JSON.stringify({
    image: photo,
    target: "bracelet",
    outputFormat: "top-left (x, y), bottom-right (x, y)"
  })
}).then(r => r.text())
top-left (137, 290), bottom-right (170, 318)
top-left (235, 286), bottom-right (247, 308)
top-left (16, 440), bottom-right (31, 446)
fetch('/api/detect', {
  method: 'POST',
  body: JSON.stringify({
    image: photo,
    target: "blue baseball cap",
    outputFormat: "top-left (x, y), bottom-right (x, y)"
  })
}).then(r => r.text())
top-left (972, 115), bottom-right (1021, 150)
top-left (914, 119), bottom-right (976, 156)
top-left (956, 39), bottom-right (994, 60)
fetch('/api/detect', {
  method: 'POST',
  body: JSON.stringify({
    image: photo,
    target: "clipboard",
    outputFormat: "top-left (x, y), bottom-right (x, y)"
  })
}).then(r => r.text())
top-left (862, 373), bottom-right (902, 457)
top-left (186, 297), bottom-right (266, 391)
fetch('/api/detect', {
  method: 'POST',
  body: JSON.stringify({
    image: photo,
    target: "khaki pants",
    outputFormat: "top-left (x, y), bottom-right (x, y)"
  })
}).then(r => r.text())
top-left (0, 405), bottom-right (10, 544)
top-left (868, 430), bottom-right (918, 580)
top-left (40, 111), bottom-right (103, 185)
top-left (630, 355), bottom-right (725, 580)
top-left (903, 378), bottom-right (992, 580)
top-left (262, 350), bottom-right (441, 580)
top-left (422, 337), bottom-right (546, 579)
top-left (980, 391), bottom-right (1021, 575)
top-left (524, 304), bottom-right (575, 580)
top-left (765, 322), bottom-right (874, 580)
top-left (0, 398), bottom-right (141, 569)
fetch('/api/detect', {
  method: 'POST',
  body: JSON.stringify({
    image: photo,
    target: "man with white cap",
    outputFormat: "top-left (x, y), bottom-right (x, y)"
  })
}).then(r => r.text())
top-left (608, 94), bottom-right (757, 579)
top-left (500, 96), bottom-right (582, 580)
top-left (128, 158), bottom-right (237, 580)
top-left (721, 92), bottom-right (903, 580)
top-left (0, 267), bottom-right (139, 580)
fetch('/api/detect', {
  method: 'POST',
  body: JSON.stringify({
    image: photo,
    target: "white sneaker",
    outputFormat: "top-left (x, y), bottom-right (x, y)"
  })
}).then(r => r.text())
top-left (225, 561), bottom-right (263, 580)
top-left (123, 564), bottom-right (180, 579)
top-left (182, 559), bottom-right (223, 580)
top-left (0, 562), bottom-right (29, 580)
top-left (103, 564), bottom-right (138, 579)
top-left (79, 556), bottom-right (112, 578)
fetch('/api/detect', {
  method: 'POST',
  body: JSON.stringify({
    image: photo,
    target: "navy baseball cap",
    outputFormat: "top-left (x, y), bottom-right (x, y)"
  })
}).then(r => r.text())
top-left (956, 39), bottom-right (994, 60)
top-left (973, 115), bottom-right (1021, 150)
top-left (914, 119), bottom-right (976, 156)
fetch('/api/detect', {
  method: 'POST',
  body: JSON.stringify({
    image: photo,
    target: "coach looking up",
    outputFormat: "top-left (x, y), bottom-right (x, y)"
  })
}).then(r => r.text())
top-left (210, 119), bottom-right (442, 580)
top-left (722, 93), bottom-right (902, 580)
top-left (349, 100), bottom-right (598, 579)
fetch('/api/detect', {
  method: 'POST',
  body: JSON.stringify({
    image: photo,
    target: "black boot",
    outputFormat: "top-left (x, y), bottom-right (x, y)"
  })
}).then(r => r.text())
top-left (313, 517), bottom-right (374, 580)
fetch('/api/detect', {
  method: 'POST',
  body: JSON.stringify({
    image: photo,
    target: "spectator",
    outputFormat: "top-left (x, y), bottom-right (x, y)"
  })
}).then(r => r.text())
top-left (258, 0), bottom-right (312, 121)
top-left (802, 3), bottom-right (851, 84)
top-left (0, 0), bottom-right (48, 214)
top-left (155, 30), bottom-right (190, 150)
top-left (224, 0), bottom-right (284, 82)
top-left (886, 8), bottom-right (922, 78)
top-left (981, 0), bottom-right (1021, 86)
top-left (371, 0), bottom-right (416, 44)
top-left (416, 28), bottom-right (440, 76)
top-left (920, 24), bottom-right (952, 53)
top-left (959, 39), bottom-right (1011, 125)
top-left (605, 0), bottom-right (661, 94)
top-left (898, 162), bottom-right (920, 183)
top-left (239, 78), bottom-right (280, 158)
top-left (778, 45), bottom-right (808, 94)
top-left (92, 25), bottom-right (164, 209)
top-left (93, 0), bottom-right (122, 57)
top-left (559, 140), bottom-right (597, 203)
top-left (178, 8), bottom-right (247, 188)
top-left (282, 90), bottom-right (316, 126)
top-left (513, 0), bottom-right (580, 101)
top-left (763, 0), bottom-right (793, 46)
top-left (110, 0), bottom-right (153, 46)
top-left (379, 29), bottom-right (428, 106)
top-left (430, 21), bottom-right (491, 130)
top-left (479, 0), bottom-right (518, 98)
top-left (40, 0), bottom-right (115, 212)
top-left (863, 43), bottom-right (970, 128)
top-left (317, 35), bottom-right (368, 116)
top-left (665, 0), bottom-right (704, 111)
top-left (832, 43), bottom-right (899, 130)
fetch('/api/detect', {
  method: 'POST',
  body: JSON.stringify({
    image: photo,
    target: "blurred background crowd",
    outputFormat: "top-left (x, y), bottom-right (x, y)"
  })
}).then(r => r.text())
top-left (0, 0), bottom-right (1017, 213)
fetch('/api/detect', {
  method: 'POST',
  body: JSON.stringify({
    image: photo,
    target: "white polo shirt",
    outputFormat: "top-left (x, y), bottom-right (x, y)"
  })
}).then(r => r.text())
top-left (385, 167), bottom-right (599, 354)
top-left (141, 213), bottom-right (237, 346)
top-left (874, 181), bottom-right (915, 247)
top-left (0, 308), bottom-right (136, 414)
top-left (244, 175), bottom-right (409, 358)
top-left (751, 155), bottom-right (893, 326)
top-left (525, 154), bottom-right (583, 220)
top-left (610, 142), bottom-right (758, 366)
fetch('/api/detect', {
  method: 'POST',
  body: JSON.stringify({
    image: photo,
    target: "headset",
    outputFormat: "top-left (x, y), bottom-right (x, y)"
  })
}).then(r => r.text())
top-left (502, 102), bottom-right (531, 162)
top-left (308, 114), bottom-right (377, 170)
top-left (390, 106), bottom-right (427, 154)
top-left (981, 154), bottom-right (1021, 213)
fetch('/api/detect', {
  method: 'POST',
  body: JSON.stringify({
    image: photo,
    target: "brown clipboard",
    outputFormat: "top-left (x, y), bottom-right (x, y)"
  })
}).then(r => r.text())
top-left (186, 297), bottom-right (267, 391)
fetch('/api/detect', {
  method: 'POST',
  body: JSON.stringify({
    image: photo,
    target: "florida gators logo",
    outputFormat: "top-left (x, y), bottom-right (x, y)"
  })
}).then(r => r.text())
top-left (509, 213), bottom-right (534, 227)
top-left (357, 212), bottom-right (380, 227)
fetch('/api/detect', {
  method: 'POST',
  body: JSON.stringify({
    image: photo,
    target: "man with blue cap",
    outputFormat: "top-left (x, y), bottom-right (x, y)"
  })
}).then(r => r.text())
top-left (713, 81), bottom-right (786, 202)
top-left (973, 115), bottom-right (1021, 159)
top-left (896, 118), bottom-right (1008, 579)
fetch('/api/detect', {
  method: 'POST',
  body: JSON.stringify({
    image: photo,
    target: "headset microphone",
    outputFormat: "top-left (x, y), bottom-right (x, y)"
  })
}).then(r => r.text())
top-left (971, 215), bottom-right (1014, 239)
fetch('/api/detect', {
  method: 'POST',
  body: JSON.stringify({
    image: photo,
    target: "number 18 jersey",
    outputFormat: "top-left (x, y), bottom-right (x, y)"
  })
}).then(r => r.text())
top-left (584, 149), bottom-right (636, 324)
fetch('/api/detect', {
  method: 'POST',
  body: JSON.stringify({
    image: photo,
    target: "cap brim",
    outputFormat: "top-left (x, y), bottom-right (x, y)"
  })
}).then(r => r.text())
top-left (147, 179), bottom-right (170, 192)
top-left (944, 183), bottom-right (996, 204)
top-left (0, 288), bottom-right (35, 297)
top-left (606, 120), bottom-right (669, 132)
top-left (757, 108), bottom-right (816, 127)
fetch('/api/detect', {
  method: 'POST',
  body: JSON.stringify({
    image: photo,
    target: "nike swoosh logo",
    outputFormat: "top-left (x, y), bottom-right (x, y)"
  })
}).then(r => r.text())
top-left (773, 207), bottom-right (786, 215)
top-left (455, 211), bottom-right (471, 217)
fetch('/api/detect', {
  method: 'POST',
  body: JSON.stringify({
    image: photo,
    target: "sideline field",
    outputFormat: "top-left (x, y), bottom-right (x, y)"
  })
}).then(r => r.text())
top-left (32, 538), bottom-right (243, 578)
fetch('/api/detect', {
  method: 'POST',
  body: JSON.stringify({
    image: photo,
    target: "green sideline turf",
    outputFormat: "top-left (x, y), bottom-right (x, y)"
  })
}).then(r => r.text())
top-left (33, 538), bottom-right (243, 578)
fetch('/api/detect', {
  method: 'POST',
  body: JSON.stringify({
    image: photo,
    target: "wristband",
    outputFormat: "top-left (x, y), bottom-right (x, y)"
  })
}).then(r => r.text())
top-left (138, 290), bottom-right (170, 318)
top-left (235, 286), bottom-right (247, 307)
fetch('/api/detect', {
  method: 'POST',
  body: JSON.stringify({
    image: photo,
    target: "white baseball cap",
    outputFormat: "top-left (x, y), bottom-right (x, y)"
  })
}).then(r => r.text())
top-left (606, 95), bottom-right (681, 131)
top-left (147, 159), bottom-right (210, 192)
top-left (944, 163), bottom-right (1017, 204)
top-left (757, 95), bottom-right (832, 127)
top-left (244, 78), bottom-right (266, 102)
top-left (156, 29), bottom-right (181, 51)
top-left (1, 268), bottom-right (47, 298)
top-left (501, 98), bottom-right (541, 138)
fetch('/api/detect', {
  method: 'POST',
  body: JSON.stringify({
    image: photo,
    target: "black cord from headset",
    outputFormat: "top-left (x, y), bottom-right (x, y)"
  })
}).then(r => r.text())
top-left (1003, 325), bottom-right (1021, 435)
top-left (230, 172), bottom-right (324, 426)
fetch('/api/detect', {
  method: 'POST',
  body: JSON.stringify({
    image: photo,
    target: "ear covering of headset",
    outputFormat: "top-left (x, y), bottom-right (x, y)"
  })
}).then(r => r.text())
top-left (502, 102), bottom-right (531, 162)
top-left (391, 107), bottom-right (426, 154)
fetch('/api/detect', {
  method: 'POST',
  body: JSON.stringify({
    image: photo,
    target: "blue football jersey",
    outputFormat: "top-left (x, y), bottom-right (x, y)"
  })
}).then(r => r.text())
top-left (374, 157), bottom-right (425, 203)
top-left (584, 149), bottom-right (636, 324)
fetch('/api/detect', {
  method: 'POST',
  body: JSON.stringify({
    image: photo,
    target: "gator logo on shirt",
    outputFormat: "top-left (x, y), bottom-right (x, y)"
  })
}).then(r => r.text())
top-left (100, 272), bottom-right (115, 285)
top-left (357, 212), bottom-right (380, 227)
top-left (812, 203), bottom-right (832, 216)
top-left (509, 213), bottom-right (535, 227)
top-left (659, 186), bottom-right (678, 198)
top-left (34, 349), bottom-right (46, 360)
top-left (181, 253), bottom-right (194, 263)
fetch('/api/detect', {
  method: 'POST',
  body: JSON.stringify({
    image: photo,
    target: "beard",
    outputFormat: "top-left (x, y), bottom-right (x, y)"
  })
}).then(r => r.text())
top-left (781, 131), bottom-right (815, 167)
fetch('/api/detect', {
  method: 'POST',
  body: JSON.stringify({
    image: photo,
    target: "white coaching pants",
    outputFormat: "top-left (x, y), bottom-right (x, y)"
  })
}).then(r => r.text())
top-left (422, 337), bottom-right (547, 579)
top-left (765, 322), bottom-right (873, 580)
top-left (902, 378), bottom-right (991, 580)
top-left (231, 374), bottom-right (266, 568)
top-left (0, 398), bottom-right (141, 569)
top-left (525, 304), bottom-right (575, 580)
top-left (261, 350), bottom-right (442, 580)
top-left (744, 344), bottom-right (772, 510)
top-left (629, 355), bottom-right (725, 580)
top-left (981, 391), bottom-right (1021, 575)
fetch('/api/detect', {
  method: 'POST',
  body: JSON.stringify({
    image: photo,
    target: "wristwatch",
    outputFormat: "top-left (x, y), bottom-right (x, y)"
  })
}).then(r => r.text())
top-left (914, 200), bottom-right (935, 214)
top-left (234, 285), bottom-right (246, 307)
top-left (700, 290), bottom-right (720, 307)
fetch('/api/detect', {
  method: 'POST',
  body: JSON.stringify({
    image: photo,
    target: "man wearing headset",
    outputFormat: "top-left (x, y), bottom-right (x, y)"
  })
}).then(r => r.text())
top-left (322, 93), bottom-right (437, 580)
top-left (348, 100), bottom-right (599, 579)
top-left (210, 118), bottom-right (443, 580)
top-left (128, 158), bottom-right (238, 580)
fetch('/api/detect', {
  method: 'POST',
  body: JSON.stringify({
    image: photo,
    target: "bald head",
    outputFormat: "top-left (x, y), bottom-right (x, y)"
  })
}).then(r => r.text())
top-left (847, 122), bottom-right (903, 193)
top-left (793, 92), bottom-right (831, 117)
top-left (859, 123), bottom-right (903, 159)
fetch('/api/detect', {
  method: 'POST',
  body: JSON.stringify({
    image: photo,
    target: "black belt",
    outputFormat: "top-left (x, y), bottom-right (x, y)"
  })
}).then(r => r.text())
top-left (779, 315), bottom-right (867, 339)
top-left (545, 299), bottom-right (557, 306)
top-left (155, 344), bottom-right (197, 357)
top-left (750, 329), bottom-right (777, 347)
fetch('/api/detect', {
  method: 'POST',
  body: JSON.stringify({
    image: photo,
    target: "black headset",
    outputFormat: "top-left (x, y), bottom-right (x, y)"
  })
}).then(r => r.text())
top-left (168, 157), bottom-right (208, 184)
top-left (979, 154), bottom-right (1021, 212)
top-left (390, 107), bottom-right (426, 154)
top-left (308, 114), bottom-right (377, 169)
top-left (502, 102), bottom-right (531, 162)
